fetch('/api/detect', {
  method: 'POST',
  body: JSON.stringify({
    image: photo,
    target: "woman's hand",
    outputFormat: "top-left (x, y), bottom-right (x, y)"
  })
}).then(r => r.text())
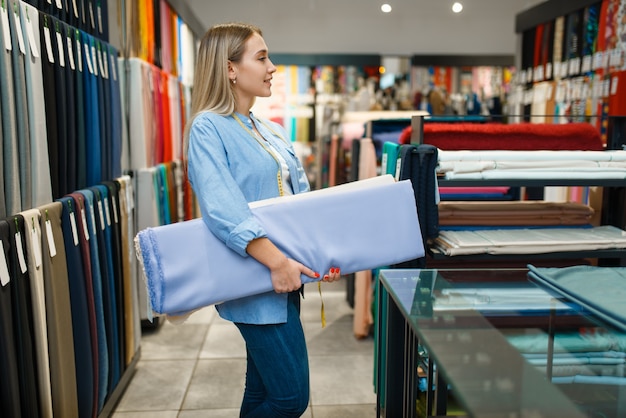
top-left (269, 257), bottom-right (320, 293)
top-left (322, 267), bottom-right (341, 283)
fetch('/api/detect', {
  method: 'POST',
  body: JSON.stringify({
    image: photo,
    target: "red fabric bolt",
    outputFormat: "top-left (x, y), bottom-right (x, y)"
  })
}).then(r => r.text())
top-left (398, 122), bottom-right (604, 151)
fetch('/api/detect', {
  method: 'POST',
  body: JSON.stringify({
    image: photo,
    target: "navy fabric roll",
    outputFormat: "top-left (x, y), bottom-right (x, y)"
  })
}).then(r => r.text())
top-left (0, 221), bottom-right (21, 417)
top-left (72, 189), bottom-right (110, 411)
top-left (73, 28), bottom-right (87, 190)
top-left (63, 22), bottom-right (78, 193)
top-left (90, 186), bottom-right (120, 393)
top-left (395, 144), bottom-right (440, 268)
top-left (102, 180), bottom-right (126, 374)
top-left (58, 196), bottom-right (95, 418)
top-left (82, 31), bottom-right (100, 186)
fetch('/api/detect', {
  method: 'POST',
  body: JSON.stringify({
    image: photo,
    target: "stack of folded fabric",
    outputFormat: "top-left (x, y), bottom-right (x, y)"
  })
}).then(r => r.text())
top-left (438, 201), bottom-right (595, 227)
top-left (431, 225), bottom-right (626, 256)
top-left (437, 150), bottom-right (626, 180)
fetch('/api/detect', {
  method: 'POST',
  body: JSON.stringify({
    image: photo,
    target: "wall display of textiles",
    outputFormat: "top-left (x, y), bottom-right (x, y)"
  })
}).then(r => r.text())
top-left (121, 0), bottom-right (195, 87)
top-left (0, 175), bottom-right (140, 418)
top-left (0, 0), bottom-right (123, 217)
top-left (410, 65), bottom-right (513, 117)
top-left (511, 0), bottom-right (626, 140)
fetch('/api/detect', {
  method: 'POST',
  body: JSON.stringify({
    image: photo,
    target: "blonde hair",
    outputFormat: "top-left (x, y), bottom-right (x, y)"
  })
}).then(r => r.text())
top-left (183, 23), bottom-right (263, 159)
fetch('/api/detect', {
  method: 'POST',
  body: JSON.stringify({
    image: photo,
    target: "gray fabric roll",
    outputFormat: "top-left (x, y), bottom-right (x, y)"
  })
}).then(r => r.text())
top-left (20, 2), bottom-right (52, 208)
top-left (8, 1), bottom-right (30, 210)
top-left (0, 1), bottom-right (22, 216)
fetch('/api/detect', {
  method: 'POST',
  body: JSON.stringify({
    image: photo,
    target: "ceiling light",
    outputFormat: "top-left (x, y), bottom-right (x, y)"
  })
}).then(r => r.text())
top-left (452, 2), bottom-right (463, 13)
top-left (381, 4), bottom-right (392, 13)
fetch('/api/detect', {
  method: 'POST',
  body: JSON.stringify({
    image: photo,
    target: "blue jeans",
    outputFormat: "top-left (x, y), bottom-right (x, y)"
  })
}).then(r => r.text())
top-left (234, 292), bottom-right (310, 417)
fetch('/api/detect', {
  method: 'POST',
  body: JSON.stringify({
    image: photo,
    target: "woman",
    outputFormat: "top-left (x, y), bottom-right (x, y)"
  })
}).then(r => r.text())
top-left (184, 23), bottom-right (341, 417)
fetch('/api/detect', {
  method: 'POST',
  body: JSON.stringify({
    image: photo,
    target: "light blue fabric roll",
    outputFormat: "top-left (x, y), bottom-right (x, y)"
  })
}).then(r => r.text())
top-left (136, 176), bottom-right (424, 316)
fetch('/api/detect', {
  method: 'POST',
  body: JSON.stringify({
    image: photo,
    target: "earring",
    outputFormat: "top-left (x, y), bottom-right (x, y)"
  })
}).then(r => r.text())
top-left (232, 78), bottom-right (237, 84)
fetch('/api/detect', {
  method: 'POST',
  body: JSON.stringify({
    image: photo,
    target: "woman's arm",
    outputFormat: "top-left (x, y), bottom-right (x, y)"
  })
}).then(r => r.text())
top-left (246, 237), bottom-right (342, 292)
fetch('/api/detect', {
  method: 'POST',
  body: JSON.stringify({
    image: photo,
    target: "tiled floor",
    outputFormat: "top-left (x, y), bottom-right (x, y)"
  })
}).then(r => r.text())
top-left (112, 280), bottom-right (377, 417)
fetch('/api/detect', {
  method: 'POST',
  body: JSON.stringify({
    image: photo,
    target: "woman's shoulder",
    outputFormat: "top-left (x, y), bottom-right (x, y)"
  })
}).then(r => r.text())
top-left (193, 111), bottom-right (233, 125)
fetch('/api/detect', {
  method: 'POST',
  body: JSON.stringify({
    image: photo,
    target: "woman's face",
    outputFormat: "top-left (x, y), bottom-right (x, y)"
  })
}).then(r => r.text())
top-left (231, 33), bottom-right (277, 100)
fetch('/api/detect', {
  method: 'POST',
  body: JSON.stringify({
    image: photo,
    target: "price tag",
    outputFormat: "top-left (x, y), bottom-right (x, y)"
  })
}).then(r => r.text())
top-left (111, 196), bottom-right (119, 224)
top-left (15, 232), bottom-right (27, 274)
top-left (568, 57), bottom-right (581, 76)
top-left (76, 35), bottom-right (83, 72)
top-left (609, 49), bottom-right (623, 67)
top-left (88, 203), bottom-right (97, 237)
top-left (97, 200), bottom-right (105, 230)
top-left (31, 225), bottom-right (41, 268)
top-left (0, 240), bottom-right (10, 286)
top-left (84, 43), bottom-right (93, 73)
top-left (81, 208), bottom-right (89, 241)
top-left (581, 55), bottom-right (592, 73)
top-left (45, 220), bottom-right (56, 258)
top-left (55, 29), bottom-right (65, 67)
top-left (13, 9), bottom-right (26, 54)
top-left (44, 25), bottom-right (54, 63)
top-left (104, 197), bottom-right (111, 226)
top-left (91, 44), bottom-right (98, 76)
top-left (545, 62), bottom-right (552, 80)
top-left (2, 5), bottom-right (12, 51)
top-left (593, 51), bottom-right (603, 70)
top-left (110, 52), bottom-right (117, 80)
top-left (66, 35), bottom-right (75, 70)
top-left (24, 8), bottom-right (39, 58)
top-left (611, 76), bottom-right (618, 96)
top-left (69, 210), bottom-right (79, 246)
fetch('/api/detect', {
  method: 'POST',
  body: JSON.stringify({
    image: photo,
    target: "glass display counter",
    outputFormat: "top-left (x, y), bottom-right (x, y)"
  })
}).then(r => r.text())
top-left (376, 268), bottom-right (626, 418)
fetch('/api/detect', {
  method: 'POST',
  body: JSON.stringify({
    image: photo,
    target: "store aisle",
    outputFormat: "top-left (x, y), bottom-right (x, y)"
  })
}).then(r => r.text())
top-left (112, 280), bottom-right (377, 417)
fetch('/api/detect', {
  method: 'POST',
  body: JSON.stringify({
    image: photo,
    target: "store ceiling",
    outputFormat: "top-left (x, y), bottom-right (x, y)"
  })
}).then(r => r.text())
top-left (184, 0), bottom-right (546, 56)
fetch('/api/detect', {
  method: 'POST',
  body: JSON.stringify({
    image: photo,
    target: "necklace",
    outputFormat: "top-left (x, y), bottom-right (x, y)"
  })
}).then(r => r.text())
top-left (232, 113), bottom-right (288, 196)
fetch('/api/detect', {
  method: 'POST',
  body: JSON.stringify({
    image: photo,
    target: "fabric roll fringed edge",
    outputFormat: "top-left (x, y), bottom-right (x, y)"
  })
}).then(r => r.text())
top-left (134, 175), bottom-right (425, 318)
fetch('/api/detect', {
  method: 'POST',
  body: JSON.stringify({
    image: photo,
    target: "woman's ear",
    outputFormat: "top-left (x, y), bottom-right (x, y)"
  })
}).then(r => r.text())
top-left (227, 60), bottom-right (236, 81)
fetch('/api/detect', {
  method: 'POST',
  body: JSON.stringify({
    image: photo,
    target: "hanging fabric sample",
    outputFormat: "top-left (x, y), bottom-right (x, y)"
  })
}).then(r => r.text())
top-left (116, 175), bottom-right (141, 362)
top-left (6, 215), bottom-right (40, 416)
top-left (0, 222), bottom-right (21, 417)
top-left (58, 196), bottom-right (96, 418)
top-left (19, 2), bottom-right (52, 208)
top-left (89, 185), bottom-right (121, 395)
top-left (396, 143), bottom-right (440, 266)
top-left (71, 190), bottom-right (108, 413)
top-left (39, 11), bottom-right (60, 199)
top-left (38, 201), bottom-right (79, 418)
top-left (1, 1), bottom-right (23, 216)
top-left (17, 208), bottom-right (53, 418)
top-left (82, 30), bottom-right (102, 187)
top-left (9, 2), bottom-right (32, 211)
top-left (102, 180), bottom-right (128, 371)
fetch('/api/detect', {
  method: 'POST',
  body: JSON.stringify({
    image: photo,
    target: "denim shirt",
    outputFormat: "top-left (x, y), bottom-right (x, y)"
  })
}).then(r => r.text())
top-left (187, 111), bottom-right (310, 324)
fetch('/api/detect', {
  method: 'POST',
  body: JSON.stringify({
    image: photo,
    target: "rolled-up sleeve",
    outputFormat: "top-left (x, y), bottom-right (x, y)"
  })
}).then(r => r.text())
top-left (187, 114), bottom-right (267, 257)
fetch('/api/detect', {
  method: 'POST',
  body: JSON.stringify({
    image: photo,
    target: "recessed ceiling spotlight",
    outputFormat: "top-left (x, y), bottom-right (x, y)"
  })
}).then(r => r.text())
top-left (381, 3), bottom-right (392, 13)
top-left (452, 2), bottom-right (463, 13)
